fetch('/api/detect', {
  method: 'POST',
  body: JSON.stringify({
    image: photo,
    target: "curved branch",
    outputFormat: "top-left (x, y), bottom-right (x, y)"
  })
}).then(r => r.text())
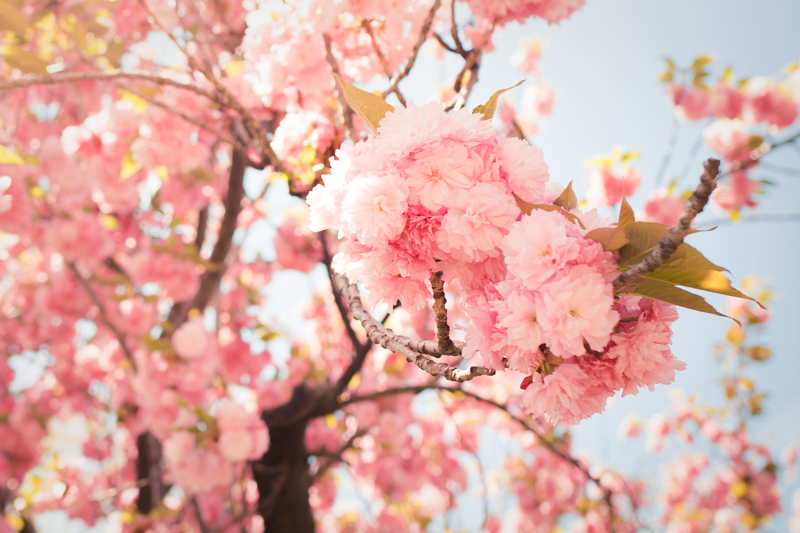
top-left (0, 70), bottom-right (215, 100)
top-left (323, 34), bottom-right (358, 140)
top-left (68, 263), bottom-right (136, 369)
top-left (381, 0), bottom-right (442, 101)
top-left (336, 275), bottom-right (491, 382)
top-left (613, 158), bottom-right (720, 291)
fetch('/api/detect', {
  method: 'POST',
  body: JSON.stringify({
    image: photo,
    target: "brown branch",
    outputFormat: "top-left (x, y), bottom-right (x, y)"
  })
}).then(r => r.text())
top-left (719, 129), bottom-right (800, 178)
top-left (430, 271), bottom-right (458, 355)
top-left (322, 34), bottom-right (358, 140)
top-left (613, 158), bottom-right (720, 291)
top-left (336, 275), bottom-right (490, 382)
top-left (120, 84), bottom-right (250, 154)
top-left (381, 0), bottom-right (442, 101)
top-left (449, 0), bottom-right (467, 56)
top-left (340, 384), bottom-right (617, 532)
top-left (362, 21), bottom-right (406, 106)
top-left (433, 33), bottom-right (458, 54)
top-left (167, 150), bottom-right (247, 330)
top-left (320, 235), bottom-right (375, 398)
top-left (0, 70), bottom-right (216, 100)
top-left (68, 262), bottom-right (136, 369)
top-left (309, 429), bottom-right (367, 482)
top-left (138, 0), bottom-right (291, 178)
top-left (136, 432), bottom-right (166, 515)
top-left (191, 497), bottom-right (212, 533)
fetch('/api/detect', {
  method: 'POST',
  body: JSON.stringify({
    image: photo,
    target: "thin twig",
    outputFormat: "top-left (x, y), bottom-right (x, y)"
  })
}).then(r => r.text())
top-left (68, 263), bottom-right (136, 369)
top-left (698, 212), bottom-right (800, 228)
top-left (322, 34), bottom-right (358, 141)
top-left (719, 129), bottom-right (800, 179)
top-left (335, 274), bottom-right (465, 357)
top-left (138, 0), bottom-right (291, 177)
top-left (0, 70), bottom-right (215, 101)
top-left (362, 21), bottom-right (406, 106)
top-left (381, 0), bottom-right (442, 101)
top-left (655, 115), bottom-right (679, 188)
top-left (310, 429), bottom-right (368, 482)
top-left (449, 0), bottom-right (467, 56)
top-left (337, 275), bottom-right (489, 382)
top-left (614, 158), bottom-right (720, 291)
top-left (119, 84), bottom-right (249, 154)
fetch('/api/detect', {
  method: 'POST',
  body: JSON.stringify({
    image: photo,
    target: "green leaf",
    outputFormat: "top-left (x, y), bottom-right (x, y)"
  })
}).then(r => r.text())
top-left (618, 221), bottom-right (670, 266)
top-left (618, 196), bottom-right (635, 227)
top-left (0, 1), bottom-right (29, 35)
top-left (512, 192), bottom-right (585, 228)
top-left (0, 45), bottom-right (49, 75)
top-left (662, 243), bottom-right (726, 272)
top-left (622, 278), bottom-right (735, 323)
top-left (585, 227), bottom-right (629, 251)
top-left (331, 72), bottom-right (394, 133)
top-left (643, 267), bottom-right (762, 307)
top-left (553, 181), bottom-right (578, 210)
top-left (472, 80), bottom-right (524, 121)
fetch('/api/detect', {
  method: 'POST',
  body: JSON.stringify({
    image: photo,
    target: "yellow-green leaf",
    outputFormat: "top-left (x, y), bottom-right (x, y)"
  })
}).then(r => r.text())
top-left (585, 227), bottom-right (629, 251)
top-left (620, 151), bottom-right (641, 163)
top-left (0, 145), bottom-right (25, 165)
top-left (659, 71), bottom-right (673, 83)
top-left (691, 55), bottom-right (714, 71)
top-left (618, 196), bottom-right (635, 227)
top-left (472, 80), bottom-right (524, 121)
top-left (553, 181), bottom-right (578, 210)
top-left (0, 45), bottom-right (49, 75)
top-left (747, 346), bottom-right (771, 361)
top-left (662, 243), bottom-right (726, 272)
top-left (643, 267), bottom-right (764, 308)
top-left (622, 278), bottom-right (734, 322)
top-left (618, 221), bottom-right (670, 265)
top-left (331, 72), bottom-right (394, 133)
top-left (512, 192), bottom-right (585, 228)
top-left (0, 1), bottom-right (29, 35)
top-left (663, 58), bottom-right (675, 71)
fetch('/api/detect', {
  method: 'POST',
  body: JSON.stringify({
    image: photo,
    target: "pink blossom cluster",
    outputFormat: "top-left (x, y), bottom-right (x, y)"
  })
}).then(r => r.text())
top-left (586, 159), bottom-right (643, 207)
top-left (666, 69), bottom-right (800, 214)
top-left (308, 102), bottom-right (550, 308)
top-left (464, 0), bottom-right (586, 26)
top-left (309, 103), bottom-right (686, 425)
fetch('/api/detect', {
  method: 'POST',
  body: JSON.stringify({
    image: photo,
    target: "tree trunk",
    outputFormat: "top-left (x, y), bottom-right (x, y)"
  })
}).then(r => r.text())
top-left (254, 384), bottom-right (317, 533)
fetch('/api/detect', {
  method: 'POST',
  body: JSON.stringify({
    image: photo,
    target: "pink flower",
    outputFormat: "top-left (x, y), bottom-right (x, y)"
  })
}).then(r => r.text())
top-left (501, 209), bottom-right (582, 290)
top-left (711, 81), bottom-right (745, 119)
top-left (511, 38), bottom-right (544, 76)
top-left (643, 189), bottom-right (686, 226)
top-left (520, 363), bottom-right (604, 425)
top-left (712, 171), bottom-right (760, 211)
top-left (45, 212), bottom-right (114, 265)
top-left (668, 84), bottom-right (712, 120)
top-left (341, 175), bottom-right (409, 246)
top-left (586, 165), bottom-right (642, 206)
top-left (744, 77), bottom-right (799, 129)
top-left (437, 183), bottom-right (518, 262)
top-left (406, 142), bottom-right (471, 211)
top-left (172, 318), bottom-right (209, 360)
top-left (536, 265), bottom-right (619, 357)
top-left (702, 119), bottom-right (753, 162)
top-left (499, 136), bottom-right (549, 203)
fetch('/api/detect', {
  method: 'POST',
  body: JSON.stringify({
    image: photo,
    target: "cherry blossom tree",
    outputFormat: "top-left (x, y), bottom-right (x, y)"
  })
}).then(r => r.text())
top-left (1, 1), bottom-right (799, 532)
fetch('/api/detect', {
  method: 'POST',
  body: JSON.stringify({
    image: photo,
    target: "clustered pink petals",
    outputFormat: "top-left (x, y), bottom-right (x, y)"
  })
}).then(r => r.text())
top-left (310, 102), bottom-right (687, 426)
top-left (309, 102), bottom-right (548, 307)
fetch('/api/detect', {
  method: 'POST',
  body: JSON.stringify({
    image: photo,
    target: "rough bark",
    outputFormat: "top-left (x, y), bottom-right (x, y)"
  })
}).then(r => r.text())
top-left (254, 385), bottom-right (318, 533)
